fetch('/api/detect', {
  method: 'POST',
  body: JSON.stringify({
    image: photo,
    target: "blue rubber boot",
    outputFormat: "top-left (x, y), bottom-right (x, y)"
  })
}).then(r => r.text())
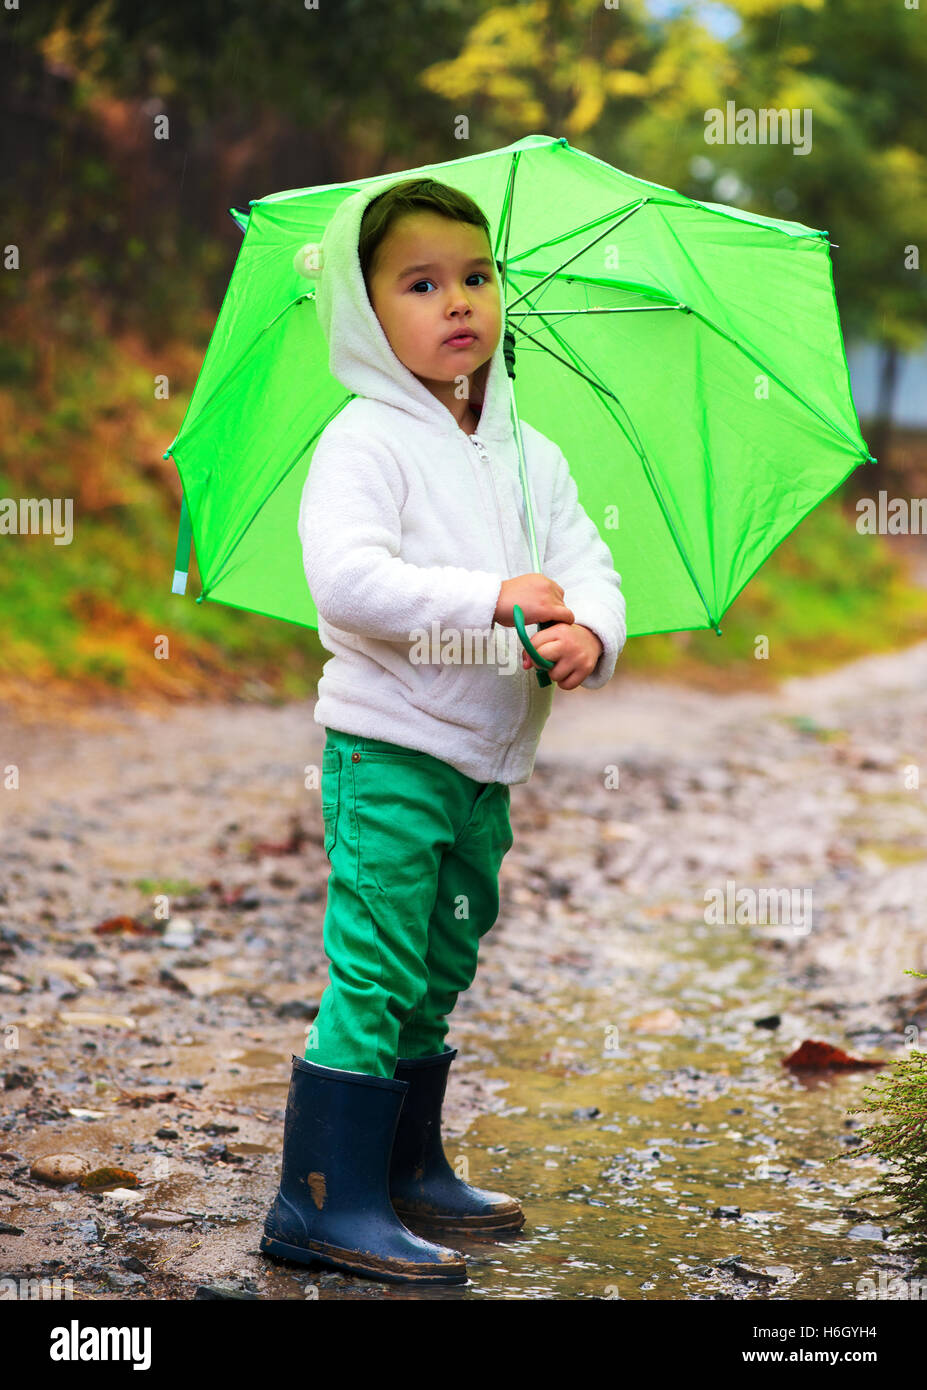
top-left (390, 1046), bottom-right (526, 1234)
top-left (260, 1055), bottom-right (467, 1284)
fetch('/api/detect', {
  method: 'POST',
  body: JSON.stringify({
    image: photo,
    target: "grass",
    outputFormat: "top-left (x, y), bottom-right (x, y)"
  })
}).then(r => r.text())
top-left (132, 878), bottom-right (203, 898)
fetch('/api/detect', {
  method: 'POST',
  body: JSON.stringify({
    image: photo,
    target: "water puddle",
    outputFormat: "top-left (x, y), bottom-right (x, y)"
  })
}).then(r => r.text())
top-left (426, 914), bottom-right (909, 1300)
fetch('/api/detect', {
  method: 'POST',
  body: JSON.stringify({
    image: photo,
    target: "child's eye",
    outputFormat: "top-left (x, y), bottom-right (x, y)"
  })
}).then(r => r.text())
top-left (410, 273), bottom-right (489, 294)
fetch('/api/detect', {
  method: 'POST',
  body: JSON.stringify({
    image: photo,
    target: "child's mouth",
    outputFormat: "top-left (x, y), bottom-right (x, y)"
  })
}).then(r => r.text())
top-left (443, 332), bottom-right (477, 348)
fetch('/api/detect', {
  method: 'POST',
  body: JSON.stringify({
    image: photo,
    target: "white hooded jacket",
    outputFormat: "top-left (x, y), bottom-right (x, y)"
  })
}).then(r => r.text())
top-left (297, 184), bottom-right (626, 785)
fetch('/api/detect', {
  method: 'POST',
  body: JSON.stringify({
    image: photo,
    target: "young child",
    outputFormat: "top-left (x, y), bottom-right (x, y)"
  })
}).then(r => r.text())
top-left (261, 177), bottom-right (626, 1288)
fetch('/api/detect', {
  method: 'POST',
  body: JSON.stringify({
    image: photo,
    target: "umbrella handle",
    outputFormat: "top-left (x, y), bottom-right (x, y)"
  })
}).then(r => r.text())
top-left (513, 604), bottom-right (555, 687)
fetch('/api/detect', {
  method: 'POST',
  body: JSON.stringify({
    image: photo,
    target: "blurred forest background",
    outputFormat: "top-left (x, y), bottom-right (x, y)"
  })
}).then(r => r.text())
top-left (2, 0), bottom-right (926, 717)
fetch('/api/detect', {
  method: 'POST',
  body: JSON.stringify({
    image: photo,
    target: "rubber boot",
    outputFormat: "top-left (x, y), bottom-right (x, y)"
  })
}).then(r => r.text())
top-left (260, 1054), bottom-right (467, 1285)
top-left (390, 1046), bottom-right (526, 1234)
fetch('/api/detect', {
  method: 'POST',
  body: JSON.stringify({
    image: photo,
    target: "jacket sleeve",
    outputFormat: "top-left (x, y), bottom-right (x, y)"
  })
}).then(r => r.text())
top-left (298, 429), bottom-right (505, 642)
top-left (541, 447), bottom-right (626, 690)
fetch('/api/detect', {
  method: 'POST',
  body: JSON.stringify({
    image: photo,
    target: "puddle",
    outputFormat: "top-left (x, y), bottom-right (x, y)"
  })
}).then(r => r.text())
top-left (394, 915), bottom-right (910, 1301)
top-left (224, 1049), bottom-right (287, 1070)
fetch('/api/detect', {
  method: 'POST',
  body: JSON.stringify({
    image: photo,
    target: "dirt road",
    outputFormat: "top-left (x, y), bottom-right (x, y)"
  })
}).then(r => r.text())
top-left (1, 638), bottom-right (925, 1299)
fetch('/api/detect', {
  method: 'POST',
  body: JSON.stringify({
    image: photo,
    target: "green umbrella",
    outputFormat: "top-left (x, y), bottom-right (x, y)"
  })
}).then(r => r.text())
top-left (165, 132), bottom-right (873, 671)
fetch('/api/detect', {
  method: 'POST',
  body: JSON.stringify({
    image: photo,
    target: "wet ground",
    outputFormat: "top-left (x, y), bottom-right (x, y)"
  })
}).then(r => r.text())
top-left (1, 638), bottom-right (926, 1300)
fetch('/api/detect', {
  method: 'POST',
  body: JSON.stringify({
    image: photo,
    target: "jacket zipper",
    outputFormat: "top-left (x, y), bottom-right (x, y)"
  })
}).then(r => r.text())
top-left (467, 431), bottom-right (512, 578)
top-left (465, 432), bottom-right (532, 758)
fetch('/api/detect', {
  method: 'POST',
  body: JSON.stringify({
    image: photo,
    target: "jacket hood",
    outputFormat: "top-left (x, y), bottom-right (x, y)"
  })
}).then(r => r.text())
top-left (313, 184), bottom-right (514, 444)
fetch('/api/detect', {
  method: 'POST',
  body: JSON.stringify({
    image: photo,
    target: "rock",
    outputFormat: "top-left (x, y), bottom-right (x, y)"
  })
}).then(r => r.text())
top-left (846, 1222), bottom-right (887, 1240)
top-left (3, 1068), bottom-right (37, 1091)
top-left (134, 1209), bottom-right (196, 1229)
top-left (102, 1271), bottom-right (147, 1290)
top-left (73, 1218), bottom-right (103, 1243)
top-left (0, 1220), bottom-right (24, 1235)
top-left (161, 917), bottom-right (197, 949)
top-left (99, 1188), bottom-right (145, 1205)
top-left (33, 956), bottom-right (97, 989)
top-left (274, 1000), bottom-right (317, 1020)
top-left (718, 1258), bottom-right (778, 1284)
top-left (163, 966), bottom-right (245, 998)
top-left (851, 744), bottom-right (897, 770)
top-left (627, 1007), bottom-right (684, 1033)
top-left (58, 1011), bottom-right (136, 1030)
top-left (30, 1152), bottom-right (91, 1185)
top-left (194, 1283), bottom-right (260, 1299)
top-left (690, 767), bottom-right (731, 793)
top-left (158, 969), bottom-right (192, 993)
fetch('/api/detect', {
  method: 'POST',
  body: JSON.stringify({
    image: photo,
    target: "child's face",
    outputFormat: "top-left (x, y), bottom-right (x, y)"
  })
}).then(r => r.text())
top-left (367, 211), bottom-right (501, 405)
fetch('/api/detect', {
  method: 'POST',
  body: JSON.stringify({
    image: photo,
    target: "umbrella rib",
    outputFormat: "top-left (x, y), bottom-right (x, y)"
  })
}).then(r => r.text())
top-left (511, 304), bottom-right (681, 348)
top-left (685, 305), bottom-right (873, 461)
top-left (502, 199), bottom-right (651, 277)
top-left (175, 291), bottom-right (316, 454)
top-left (650, 202), bottom-right (870, 459)
top-left (508, 310), bottom-right (723, 634)
top-left (504, 199), bottom-right (650, 313)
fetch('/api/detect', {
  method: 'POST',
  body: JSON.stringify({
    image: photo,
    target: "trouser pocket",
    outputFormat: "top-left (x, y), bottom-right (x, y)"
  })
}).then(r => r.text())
top-left (321, 744), bottom-right (341, 858)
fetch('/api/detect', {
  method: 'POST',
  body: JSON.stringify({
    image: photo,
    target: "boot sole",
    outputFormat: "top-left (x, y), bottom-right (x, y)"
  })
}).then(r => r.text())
top-left (259, 1232), bottom-right (468, 1285)
top-left (393, 1203), bottom-right (526, 1234)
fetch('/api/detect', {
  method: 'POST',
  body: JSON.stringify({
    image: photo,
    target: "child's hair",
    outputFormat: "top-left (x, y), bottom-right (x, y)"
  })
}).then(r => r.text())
top-left (358, 178), bottom-right (492, 298)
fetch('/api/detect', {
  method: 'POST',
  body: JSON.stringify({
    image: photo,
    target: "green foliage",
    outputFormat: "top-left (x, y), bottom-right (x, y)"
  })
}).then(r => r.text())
top-left (2, 0), bottom-right (925, 698)
top-left (827, 970), bottom-right (927, 1270)
top-left (132, 877), bottom-right (201, 897)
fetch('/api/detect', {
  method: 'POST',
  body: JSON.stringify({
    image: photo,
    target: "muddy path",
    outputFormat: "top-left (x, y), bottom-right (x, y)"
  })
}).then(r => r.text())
top-left (1, 640), bottom-right (926, 1300)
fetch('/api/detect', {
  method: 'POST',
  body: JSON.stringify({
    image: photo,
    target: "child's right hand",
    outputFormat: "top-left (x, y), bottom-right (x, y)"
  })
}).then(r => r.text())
top-left (493, 573), bottom-right (575, 628)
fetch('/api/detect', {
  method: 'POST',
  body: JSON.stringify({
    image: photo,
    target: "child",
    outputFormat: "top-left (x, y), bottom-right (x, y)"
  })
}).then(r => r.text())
top-left (261, 178), bottom-right (626, 1288)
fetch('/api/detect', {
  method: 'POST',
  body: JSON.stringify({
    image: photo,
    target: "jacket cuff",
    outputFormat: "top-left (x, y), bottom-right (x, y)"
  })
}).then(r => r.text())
top-left (474, 571), bottom-right (506, 632)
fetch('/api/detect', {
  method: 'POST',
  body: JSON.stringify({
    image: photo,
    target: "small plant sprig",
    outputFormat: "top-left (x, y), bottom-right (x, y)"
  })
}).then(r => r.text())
top-left (826, 969), bottom-right (927, 1272)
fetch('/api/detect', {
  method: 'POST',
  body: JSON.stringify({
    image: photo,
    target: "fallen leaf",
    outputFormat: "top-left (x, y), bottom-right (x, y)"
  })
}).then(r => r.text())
top-left (782, 1040), bottom-right (886, 1071)
top-left (113, 1087), bottom-right (180, 1108)
top-left (93, 915), bottom-right (156, 937)
top-left (80, 1165), bottom-right (139, 1190)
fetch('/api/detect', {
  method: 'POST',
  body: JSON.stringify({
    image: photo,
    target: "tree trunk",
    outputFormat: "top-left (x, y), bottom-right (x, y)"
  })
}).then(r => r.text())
top-left (867, 342), bottom-right (900, 470)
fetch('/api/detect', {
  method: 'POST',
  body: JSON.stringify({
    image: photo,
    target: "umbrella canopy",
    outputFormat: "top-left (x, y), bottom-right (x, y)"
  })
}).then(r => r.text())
top-left (165, 132), bottom-right (873, 638)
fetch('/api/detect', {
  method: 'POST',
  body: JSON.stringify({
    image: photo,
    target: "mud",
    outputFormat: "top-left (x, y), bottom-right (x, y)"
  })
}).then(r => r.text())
top-left (1, 638), bottom-right (926, 1299)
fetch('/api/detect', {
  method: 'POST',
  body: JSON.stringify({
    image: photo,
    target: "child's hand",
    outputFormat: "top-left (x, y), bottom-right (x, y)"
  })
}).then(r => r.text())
top-left (494, 573), bottom-right (574, 628)
top-left (521, 623), bottom-right (603, 690)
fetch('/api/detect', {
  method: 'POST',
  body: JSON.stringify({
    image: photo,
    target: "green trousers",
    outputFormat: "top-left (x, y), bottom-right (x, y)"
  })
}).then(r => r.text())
top-left (306, 728), bottom-right (514, 1078)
